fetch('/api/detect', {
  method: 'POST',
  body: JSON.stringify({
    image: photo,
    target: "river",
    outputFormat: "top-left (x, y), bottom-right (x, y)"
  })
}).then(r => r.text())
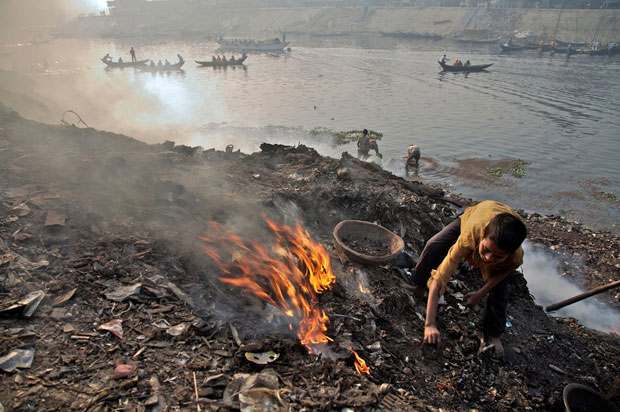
top-left (1, 34), bottom-right (619, 232)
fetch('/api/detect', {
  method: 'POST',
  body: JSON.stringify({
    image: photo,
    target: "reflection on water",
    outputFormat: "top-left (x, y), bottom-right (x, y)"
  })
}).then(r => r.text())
top-left (0, 35), bottom-right (619, 231)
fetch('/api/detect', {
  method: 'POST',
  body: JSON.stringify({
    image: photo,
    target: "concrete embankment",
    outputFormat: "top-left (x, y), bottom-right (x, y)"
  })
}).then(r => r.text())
top-left (60, 7), bottom-right (620, 43)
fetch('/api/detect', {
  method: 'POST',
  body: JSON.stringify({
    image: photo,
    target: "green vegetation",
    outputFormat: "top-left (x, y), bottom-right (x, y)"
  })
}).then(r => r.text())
top-left (600, 191), bottom-right (618, 201)
top-left (309, 128), bottom-right (384, 147)
top-left (488, 167), bottom-right (505, 177)
top-left (487, 159), bottom-right (531, 179)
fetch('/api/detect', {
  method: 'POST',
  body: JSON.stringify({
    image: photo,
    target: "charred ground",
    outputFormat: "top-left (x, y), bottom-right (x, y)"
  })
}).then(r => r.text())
top-left (0, 106), bottom-right (618, 411)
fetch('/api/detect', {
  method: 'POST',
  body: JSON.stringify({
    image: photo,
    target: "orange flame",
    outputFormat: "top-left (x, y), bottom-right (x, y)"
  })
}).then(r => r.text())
top-left (199, 217), bottom-right (336, 353)
top-left (350, 347), bottom-right (370, 375)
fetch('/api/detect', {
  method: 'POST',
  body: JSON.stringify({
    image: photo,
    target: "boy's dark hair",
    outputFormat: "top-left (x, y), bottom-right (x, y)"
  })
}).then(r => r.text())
top-left (483, 213), bottom-right (527, 253)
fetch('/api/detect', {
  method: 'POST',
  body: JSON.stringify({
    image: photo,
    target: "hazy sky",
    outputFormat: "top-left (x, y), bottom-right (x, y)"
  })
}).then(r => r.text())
top-left (0, 0), bottom-right (107, 42)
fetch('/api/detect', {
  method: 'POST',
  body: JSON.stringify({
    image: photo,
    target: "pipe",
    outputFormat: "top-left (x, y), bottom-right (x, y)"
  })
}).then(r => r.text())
top-left (545, 279), bottom-right (620, 312)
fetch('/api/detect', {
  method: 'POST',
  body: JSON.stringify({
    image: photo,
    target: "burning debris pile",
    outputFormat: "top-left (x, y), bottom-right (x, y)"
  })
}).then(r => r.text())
top-left (0, 107), bottom-right (619, 411)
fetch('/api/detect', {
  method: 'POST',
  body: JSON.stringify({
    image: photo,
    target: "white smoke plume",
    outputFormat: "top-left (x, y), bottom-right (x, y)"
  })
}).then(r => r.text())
top-left (521, 241), bottom-right (619, 334)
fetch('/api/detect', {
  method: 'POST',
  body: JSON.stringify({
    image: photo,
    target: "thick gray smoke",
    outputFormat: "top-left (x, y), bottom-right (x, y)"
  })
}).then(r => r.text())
top-left (521, 241), bottom-right (619, 334)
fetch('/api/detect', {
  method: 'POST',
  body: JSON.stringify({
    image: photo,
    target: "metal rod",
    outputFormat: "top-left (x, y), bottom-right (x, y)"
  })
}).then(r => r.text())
top-left (545, 279), bottom-right (620, 312)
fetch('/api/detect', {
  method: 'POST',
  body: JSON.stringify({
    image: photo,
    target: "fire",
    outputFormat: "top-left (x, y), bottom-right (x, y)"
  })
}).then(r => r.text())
top-left (358, 283), bottom-right (370, 294)
top-left (199, 217), bottom-right (336, 353)
top-left (350, 347), bottom-right (370, 375)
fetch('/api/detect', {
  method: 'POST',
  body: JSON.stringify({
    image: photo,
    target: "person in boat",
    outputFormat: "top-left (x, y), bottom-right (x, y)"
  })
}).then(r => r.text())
top-left (118, 57), bottom-right (123, 63)
top-left (164, 59), bottom-right (170, 67)
top-left (149, 60), bottom-right (155, 68)
top-left (177, 54), bottom-right (184, 64)
top-left (406, 200), bottom-right (527, 360)
top-left (222, 56), bottom-right (228, 63)
top-left (157, 60), bottom-right (163, 67)
top-left (230, 55), bottom-right (235, 62)
top-left (217, 55), bottom-right (222, 63)
top-left (103, 53), bottom-right (112, 62)
top-left (405, 144), bottom-right (420, 176)
top-left (464, 60), bottom-right (471, 68)
top-left (212, 56), bottom-right (217, 63)
top-left (440, 54), bottom-right (448, 65)
top-left (130, 47), bottom-right (136, 62)
top-left (357, 129), bottom-right (371, 161)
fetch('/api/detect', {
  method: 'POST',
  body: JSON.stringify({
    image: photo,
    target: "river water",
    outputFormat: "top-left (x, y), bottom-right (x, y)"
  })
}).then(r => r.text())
top-left (1, 34), bottom-right (619, 232)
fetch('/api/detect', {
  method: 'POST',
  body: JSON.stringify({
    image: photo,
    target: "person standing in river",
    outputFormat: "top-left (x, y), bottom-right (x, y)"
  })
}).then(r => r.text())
top-left (408, 200), bottom-right (527, 359)
top-left (357, 129), bottom-right (371, 160)
top-left (405, 144), bottom-right (420, 176)
top-left (130, 47), bottom-right (137, 62)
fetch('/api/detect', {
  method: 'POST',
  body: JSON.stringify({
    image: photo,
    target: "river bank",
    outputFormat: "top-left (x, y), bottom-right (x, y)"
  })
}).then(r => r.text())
top-left (1, 104), bottom-right (618, 411)
top-left (57, 6), bottom-right (620, 43)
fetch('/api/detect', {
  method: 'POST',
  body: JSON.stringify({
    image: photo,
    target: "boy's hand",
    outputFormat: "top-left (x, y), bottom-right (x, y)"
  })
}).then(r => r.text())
top-left (465, 290), bottom-right (483, 307)
top-left (423, 325), bottom-right (440, 345)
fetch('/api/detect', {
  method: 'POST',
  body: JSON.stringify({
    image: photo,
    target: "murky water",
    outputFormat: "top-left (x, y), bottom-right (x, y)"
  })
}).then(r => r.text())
top-left (1, 34), bottom-right (619, 231)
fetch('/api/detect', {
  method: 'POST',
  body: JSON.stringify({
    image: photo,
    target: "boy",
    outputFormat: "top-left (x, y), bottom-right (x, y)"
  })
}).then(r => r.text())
top-left (412, 200), bottom-right (527, 356)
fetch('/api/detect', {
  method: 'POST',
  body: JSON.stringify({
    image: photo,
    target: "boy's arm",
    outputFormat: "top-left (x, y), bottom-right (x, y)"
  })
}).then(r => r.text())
top-left (465, 270), bottom-right (512, 306)
top-left (423, 279), bottom-right (442, 345)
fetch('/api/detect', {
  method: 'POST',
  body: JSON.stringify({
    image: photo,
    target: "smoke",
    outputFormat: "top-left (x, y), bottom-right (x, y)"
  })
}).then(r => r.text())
top-left (521, 241), bottom-right (619, 334)
top-left (0, 1), bottom-right (104, 43)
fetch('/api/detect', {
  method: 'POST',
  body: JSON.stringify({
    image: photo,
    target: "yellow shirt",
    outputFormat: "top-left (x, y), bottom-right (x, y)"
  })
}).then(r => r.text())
top-left (428, 200), bottom-right (524, 295)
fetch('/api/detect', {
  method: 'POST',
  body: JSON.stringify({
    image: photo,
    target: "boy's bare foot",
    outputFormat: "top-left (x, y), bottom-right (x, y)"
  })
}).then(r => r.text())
top-left (489, 337), bottom-right (504, 359)
top-left (478, 337), bottom-right (505, 360)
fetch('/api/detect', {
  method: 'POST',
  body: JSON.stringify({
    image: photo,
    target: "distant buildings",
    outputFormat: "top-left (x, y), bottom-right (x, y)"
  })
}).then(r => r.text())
top-left (105, 0), bottom-right (620, 13)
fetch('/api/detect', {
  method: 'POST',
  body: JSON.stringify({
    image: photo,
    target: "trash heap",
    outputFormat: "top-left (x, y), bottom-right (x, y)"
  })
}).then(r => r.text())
top-left (0, 106), bottom-right (618, 411)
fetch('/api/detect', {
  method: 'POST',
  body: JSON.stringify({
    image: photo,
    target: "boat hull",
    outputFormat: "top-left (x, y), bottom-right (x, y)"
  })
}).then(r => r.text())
top-left (102, 58), bottom-right (149, 68)
top-left (141, 61), bottom-right (185, 71)
top-left (195, 56), bottom-right (248, 67)
top-left (439, 61), bottom-right (493, 72)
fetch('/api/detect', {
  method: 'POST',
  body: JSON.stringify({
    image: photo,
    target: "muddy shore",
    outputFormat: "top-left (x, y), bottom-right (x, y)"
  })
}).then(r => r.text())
top-left (0, 105), bottom-right (618, 411)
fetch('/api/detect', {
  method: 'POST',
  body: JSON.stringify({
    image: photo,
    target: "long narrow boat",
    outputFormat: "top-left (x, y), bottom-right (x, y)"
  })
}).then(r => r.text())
top-left (101, 58), bottom-right (149, 68)
top-left (195, 55), bottom-right (248, 67)
top-left (550, 46), bottom-right (584, 55)
top-left (586, 47), bottom-right (619, 56)
top-left (439, 61), bottom-right (493, 72)
top-left (554, 40), bottom-right (588, 48)
top-left (140, 60), bottom-right (185, 71)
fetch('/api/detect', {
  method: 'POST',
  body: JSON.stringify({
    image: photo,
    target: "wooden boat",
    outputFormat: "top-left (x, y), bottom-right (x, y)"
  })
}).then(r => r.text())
top-left (439, 61), bottom-right (493, 72)
top-left (216, 39), bottom-right (289, 52)
top-left (586, 47), bottom-right (618, 56)
top-left (141, 60), bottom-right (185, 71)
top-left (550, 46), bottom-right (584, 55)
top-left (102, 58), bottom-right (149, 68)
top-left (523, 41), bottom-right (553, 52)
top-left (454, 37), bottom-right (501, 44)
top-left (554, 40), bottom-right (588, 48)
top-left (195, 55), bottom-right (248, 67)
